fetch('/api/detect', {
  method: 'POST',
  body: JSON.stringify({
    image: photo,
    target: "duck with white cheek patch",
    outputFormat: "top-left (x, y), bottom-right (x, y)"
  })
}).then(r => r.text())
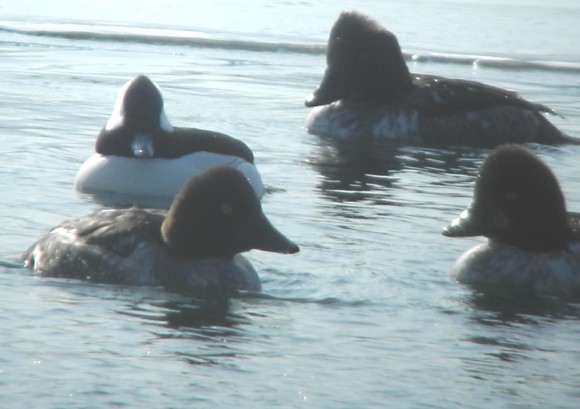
top-left (75, 75), bottom-right (265, 201)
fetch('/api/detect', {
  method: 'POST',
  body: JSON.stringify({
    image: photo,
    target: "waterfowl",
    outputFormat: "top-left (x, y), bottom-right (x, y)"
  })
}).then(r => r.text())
top-left (305, 11), bottom-right (573, 147)
top-left (27, 167), bottom-right (298, 291)
top-left (75, 75), bottom-right (265, 201)
top-left (443, 144), bottom-right (580, 297)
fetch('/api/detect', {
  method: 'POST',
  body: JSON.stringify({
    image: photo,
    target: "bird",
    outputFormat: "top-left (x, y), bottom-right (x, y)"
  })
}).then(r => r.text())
top-left (75, 75), bottom-right (265, 202)
top-left (443, 144), bottom-right (580, 297)
top-left (26, 166), bottom-right (299, 291)
top-left (305, 11), bottom-right (574, 147)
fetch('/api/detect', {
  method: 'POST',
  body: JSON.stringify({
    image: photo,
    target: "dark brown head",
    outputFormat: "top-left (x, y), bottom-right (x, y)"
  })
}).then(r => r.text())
top-left (161, 166), bottom-right (300, 259)
top-left (306, 11), bottom-right (412, 107)
top-left (443, 144), bottom-right (573, 251)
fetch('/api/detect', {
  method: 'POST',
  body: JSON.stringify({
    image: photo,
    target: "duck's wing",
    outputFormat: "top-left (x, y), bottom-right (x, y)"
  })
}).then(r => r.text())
top-left (96, 126), bottom-right (255, 164)
top-left (159, 127), bottom-right (255, 163)
top-left (410, 74), bottom-right (555, 117)
top-left (69, 209), bottom-right (165, 258)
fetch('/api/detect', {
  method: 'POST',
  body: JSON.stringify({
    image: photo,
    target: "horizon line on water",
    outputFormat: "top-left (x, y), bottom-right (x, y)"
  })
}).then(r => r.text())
top-left (1, 21), bottom-right (580, 73)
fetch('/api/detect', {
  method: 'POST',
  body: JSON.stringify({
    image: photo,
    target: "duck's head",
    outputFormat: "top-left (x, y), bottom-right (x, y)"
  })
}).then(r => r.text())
top-left (162, 166), bottom-right (300, 259)
top-left (103, 75), bottom-right (173, 157)
top-left (306, 11), bottom-right (412, 107)
top-left (443, 144), bottom-right (573, 251)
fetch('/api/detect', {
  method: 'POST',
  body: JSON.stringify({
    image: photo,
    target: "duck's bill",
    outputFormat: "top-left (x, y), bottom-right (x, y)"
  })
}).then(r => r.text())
top-left (305, 67), bottom-right (345, 107)
top-left (442, 207), bottom-right (484, 237)
top-left (131, 134), bottom-right (155, 158)
top-left (250, 214), bottom-right (300, 254)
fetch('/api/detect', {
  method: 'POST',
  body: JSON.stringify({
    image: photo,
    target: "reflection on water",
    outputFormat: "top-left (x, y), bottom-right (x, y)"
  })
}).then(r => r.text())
top-left (119, 293), bottom-right (247, 331)
top-left (309, 138), bottom-right (401, 200)
top-left (466, 289), bottom-right (580, 324)
top-left (444, 287), bottom-right (580, 400)
top-left (309, 136), bottom-right (486, 203)
top-left (116, 292), bottom-right (252, 367)
top-left (159, 297), bottom-right (243, 331)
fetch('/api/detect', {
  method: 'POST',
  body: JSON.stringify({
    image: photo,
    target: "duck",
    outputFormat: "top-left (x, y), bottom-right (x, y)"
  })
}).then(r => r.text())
top-left (305, 11), bottom-right (574, 147)
top-left (442, 144), bottom-right (580, 297)
top-left (75, 75), bottom-right (265, 201)
top-left (25, 166), bottom-right (299, 291)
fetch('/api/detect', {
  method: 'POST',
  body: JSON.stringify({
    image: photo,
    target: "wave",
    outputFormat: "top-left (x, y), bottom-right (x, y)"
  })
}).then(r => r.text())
top-left (0, 22), bottom-right (326, 54)
top-left (408, 52), bottom-right (580, 74)
top-left (2, 21), bottom-right (580, 73)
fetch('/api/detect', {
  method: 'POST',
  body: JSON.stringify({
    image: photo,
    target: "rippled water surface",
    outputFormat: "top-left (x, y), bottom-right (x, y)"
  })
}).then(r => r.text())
top-left (2, 0), bottom-right (580, 407)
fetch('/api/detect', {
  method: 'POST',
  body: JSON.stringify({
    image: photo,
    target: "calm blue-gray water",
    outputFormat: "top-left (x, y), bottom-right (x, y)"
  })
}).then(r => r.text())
top-left (2, 0), bottom-right (580, 407)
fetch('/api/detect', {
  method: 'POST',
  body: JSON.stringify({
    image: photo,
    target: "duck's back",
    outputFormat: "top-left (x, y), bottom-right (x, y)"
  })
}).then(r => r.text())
top-left (306, 74), bottom-right (571, 147)
top-left (408, 75), bottom-right (568, 146)
top-left (23, 208), bottom-right (262, 290)
top-left (23, 209), bottom-right (165, 284)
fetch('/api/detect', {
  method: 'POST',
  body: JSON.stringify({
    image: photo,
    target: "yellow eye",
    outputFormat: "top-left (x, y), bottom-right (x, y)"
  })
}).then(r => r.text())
top-left (221, 203), bottom-right (233, 214)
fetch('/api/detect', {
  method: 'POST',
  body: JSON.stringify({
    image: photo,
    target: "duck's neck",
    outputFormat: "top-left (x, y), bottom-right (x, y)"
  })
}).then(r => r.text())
top-left (161, 217), bottom-right (235, 261)
top-left (494, 219), bottom-right (574, 253)
top-left (365, 57), bottom-right (413, 104)
top-left (386, 65), bottom-right (413, 101)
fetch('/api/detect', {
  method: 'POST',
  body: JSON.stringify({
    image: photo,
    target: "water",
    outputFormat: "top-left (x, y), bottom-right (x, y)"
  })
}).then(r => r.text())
top-left (2, 0), bottom-right (580, 407)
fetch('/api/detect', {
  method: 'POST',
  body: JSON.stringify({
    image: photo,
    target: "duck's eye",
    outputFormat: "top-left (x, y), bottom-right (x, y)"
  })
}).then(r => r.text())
top-left (506, 191), bottom-right (518, 201)
top-left (221, 203), bottom-right (233, 214)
